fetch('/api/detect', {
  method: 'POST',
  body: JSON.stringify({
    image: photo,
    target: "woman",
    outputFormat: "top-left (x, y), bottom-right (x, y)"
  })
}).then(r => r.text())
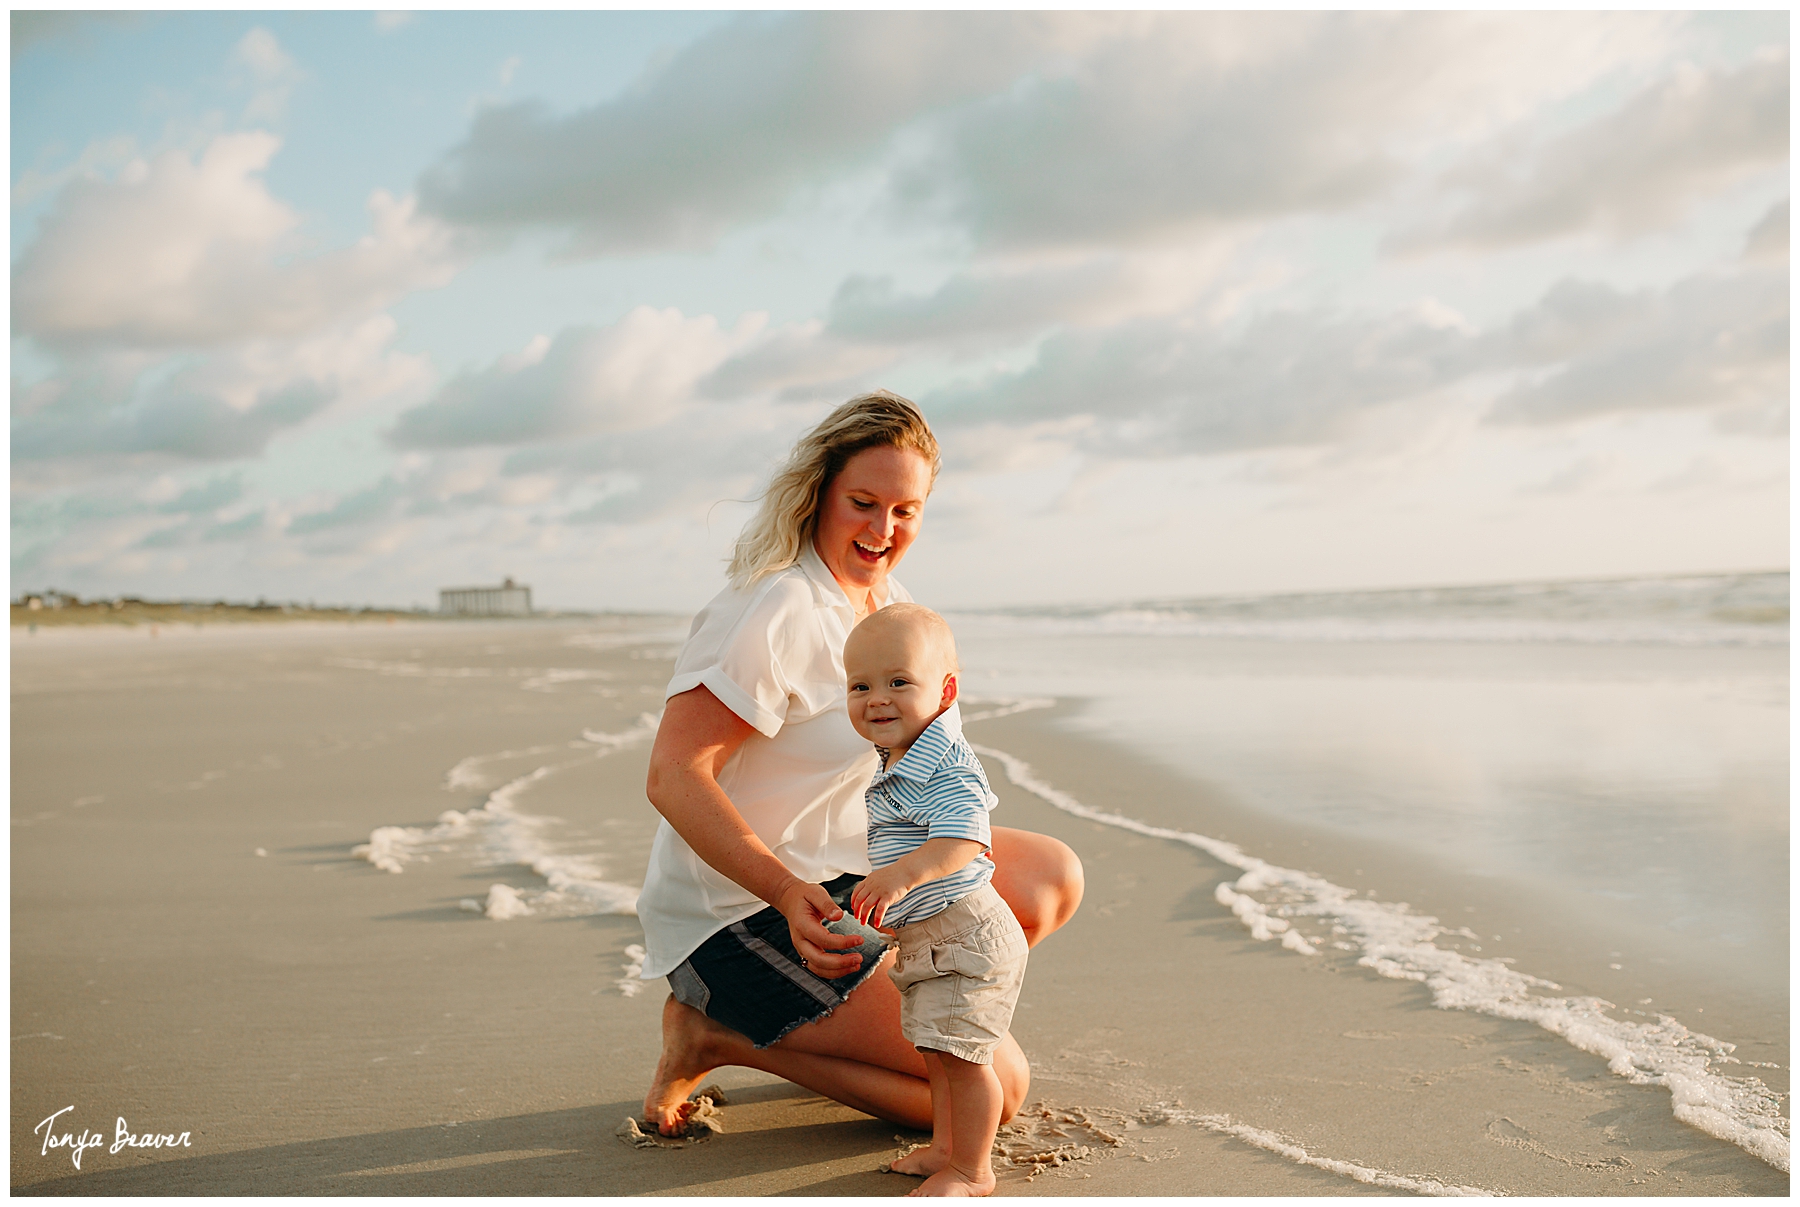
top-left (638, 390), bottom-right (1084, 1135)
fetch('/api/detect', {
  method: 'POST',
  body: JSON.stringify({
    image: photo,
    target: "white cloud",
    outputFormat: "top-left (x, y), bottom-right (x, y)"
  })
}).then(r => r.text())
top-left (13, 132), bottom-right (462, 349)
top-left (923, 262), bottom-right (1785, 456)
top-left (231, 27), bottom-right (304, 124)
top-left (894, 13), bottom-right (1678, 251)
top-left (413, 11), bottom-right (1679, 257)
top-left (389, 306), bottom-right (767, 449)
top-left (1485, 268), bottom-right (1787, 424)
top-left (823, 244), bottom-right (1233, 347)
top-left (414, 12), bottom-right (1122, 252)
top-left (1742, 198), bottom-right (1788, 263)
top-left (1400, 50), bottom-right (1790, 250)
top-left (14, 316), bottom-right (432, 462)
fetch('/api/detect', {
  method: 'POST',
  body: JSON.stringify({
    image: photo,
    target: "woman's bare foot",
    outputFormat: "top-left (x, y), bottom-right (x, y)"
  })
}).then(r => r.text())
top-left (888, 1141), bottom-right (950, 1177)
top-left (642, 994), bottom-right (731, 1135)
top-left (908, 1163), bottom-right (996, 1197)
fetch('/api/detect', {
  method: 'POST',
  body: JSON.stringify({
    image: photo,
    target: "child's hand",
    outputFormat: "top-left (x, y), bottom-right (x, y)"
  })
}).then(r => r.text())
top-left (850, 864), bottom-right (913, 930)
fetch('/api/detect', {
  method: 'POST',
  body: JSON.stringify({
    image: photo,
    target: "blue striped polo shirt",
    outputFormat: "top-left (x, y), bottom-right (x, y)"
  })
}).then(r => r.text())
top-left (864, 702), bottom-right (999, 928)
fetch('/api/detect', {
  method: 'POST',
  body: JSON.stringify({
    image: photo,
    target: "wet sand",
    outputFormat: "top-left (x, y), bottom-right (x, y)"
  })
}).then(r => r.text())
top-left (11, 620), bottom-right (1786, 1194)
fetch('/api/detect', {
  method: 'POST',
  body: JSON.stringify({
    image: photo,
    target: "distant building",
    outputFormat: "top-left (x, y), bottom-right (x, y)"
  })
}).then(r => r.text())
top-left (439, 577), bottom-right (532, 616)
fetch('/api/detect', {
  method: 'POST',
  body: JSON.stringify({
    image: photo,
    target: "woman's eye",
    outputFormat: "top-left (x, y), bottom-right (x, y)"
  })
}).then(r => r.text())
top-left (851, 498), bottom-right (874, 510)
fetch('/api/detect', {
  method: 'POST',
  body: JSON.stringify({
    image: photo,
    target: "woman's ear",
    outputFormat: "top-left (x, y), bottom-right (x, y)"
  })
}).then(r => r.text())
top-left (940, 672), bottom-right (959, 708)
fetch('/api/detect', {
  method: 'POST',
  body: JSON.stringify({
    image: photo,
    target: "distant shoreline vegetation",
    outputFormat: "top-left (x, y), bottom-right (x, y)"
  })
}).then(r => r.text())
top-left (13, 592), bottom-right (429, 627)
top-left (10, 592), bottom-right (603, 628)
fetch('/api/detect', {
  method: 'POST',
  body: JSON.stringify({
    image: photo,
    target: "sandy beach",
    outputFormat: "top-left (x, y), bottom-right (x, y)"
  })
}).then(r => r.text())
top-left (11, 617), bottom-right (1786, 1195)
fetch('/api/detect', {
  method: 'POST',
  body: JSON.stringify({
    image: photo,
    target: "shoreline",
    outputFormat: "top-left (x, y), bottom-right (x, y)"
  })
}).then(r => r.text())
top-left (963, 697), bottom-right (1788, 1192)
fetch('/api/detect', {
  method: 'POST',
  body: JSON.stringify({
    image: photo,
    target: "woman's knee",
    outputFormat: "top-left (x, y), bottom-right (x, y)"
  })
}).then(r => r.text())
top-left (991, 829), bottom-right (1084, 946)
top-left (993, 1035), bottom-right (1031, 1122)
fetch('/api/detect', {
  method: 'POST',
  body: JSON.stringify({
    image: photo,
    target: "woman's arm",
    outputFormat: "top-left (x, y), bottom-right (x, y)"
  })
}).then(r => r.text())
top-left (646, 685), bottom-right (867, 977)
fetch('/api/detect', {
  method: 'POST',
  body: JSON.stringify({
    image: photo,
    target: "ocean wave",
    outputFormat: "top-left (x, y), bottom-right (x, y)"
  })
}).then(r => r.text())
top-left (971, 734), bottom-right (1790, 1173)
top-left (1138, 1105), bottom-right (1495, 1195)
top-left (353, 714), bottom-right (661, 919)
top-left (949, 571), bottom-right (1789, 648)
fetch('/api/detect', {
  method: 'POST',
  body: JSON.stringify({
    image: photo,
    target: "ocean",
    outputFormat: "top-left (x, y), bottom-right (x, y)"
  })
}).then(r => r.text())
top-left (948, 570), bottom-right (1789, 1170)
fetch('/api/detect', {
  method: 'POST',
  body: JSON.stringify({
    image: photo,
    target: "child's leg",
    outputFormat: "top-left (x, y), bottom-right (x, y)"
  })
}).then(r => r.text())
top-left (910, 1052), bottom-right (1001, 1198)
top-left (889, 1049), bottom-right (952, 1176)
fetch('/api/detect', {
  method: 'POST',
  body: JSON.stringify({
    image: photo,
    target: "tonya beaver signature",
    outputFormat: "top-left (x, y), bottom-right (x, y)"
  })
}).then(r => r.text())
top-left (34, 1106), bottom-right (192, 1170)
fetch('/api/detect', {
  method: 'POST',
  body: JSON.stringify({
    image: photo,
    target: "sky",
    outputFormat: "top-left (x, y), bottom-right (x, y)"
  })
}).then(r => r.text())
top-left (10, 11), bottom-right (1789, 612)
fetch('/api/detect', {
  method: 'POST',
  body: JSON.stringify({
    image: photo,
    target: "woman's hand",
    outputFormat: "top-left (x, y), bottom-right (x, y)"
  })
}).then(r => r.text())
top-left (772, 877), bottom-right (865, 979)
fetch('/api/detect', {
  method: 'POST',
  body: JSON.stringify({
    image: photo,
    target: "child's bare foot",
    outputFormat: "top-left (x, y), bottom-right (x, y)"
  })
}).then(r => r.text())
top-left (888, 1142), bottom-right (950, 1177)
top-left (908, 1163), bottom-right (996, 1197)
top-left (641, 995), bottom-right (727, 1135)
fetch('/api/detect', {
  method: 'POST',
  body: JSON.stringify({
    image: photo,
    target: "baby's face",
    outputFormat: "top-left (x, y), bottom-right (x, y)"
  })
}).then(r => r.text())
top-left (844, 622), bottom-right (955, 756)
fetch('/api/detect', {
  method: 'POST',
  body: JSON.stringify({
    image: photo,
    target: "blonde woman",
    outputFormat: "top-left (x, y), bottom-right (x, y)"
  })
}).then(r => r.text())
top-left (638, 390), bottom-right (1084, 1135)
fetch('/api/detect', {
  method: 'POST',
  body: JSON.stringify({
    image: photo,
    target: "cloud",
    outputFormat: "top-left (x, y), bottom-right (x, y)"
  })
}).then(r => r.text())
top-left (416, 12), bottom-right (1075, 254)
top-left (1484, 269), bottom-right (1787, 424)
top-left (924, 302), bottom-right (1473, 459)
top-left (1743, 198), bottom-right (1788, 263)
top-left (415, 12), bottom-right (1675, 258)
top-left (1401, 51), bottom-right (1789, 250)
top-left (288, 477), bottom-right (405, 535)
top-left (700, 245), bottom-right (1237, 399)
top-left (894, 13), bottom-right (1678, 251)
top-left (14, 316), bottom-right (430, 462)
top-left (14, 378), bottom-right (331, 462)
top-left (231, 27), bottom-right (305, 124)
top-left (13, 132), bottom-right (460, 350)
top-left (389, 306), bottom-right (764, 449)
top-left (156, 476), bottom-right (246, 515)
top-left (823, 247), bottom-right (1227, 346)
top-left (921, 262), bottom-right (1785, 459)
top-left (696, 320), bottom-right (898, 402)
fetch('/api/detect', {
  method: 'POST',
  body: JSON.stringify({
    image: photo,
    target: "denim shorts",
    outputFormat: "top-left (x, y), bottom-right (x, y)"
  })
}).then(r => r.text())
top-left (666, 874), bottom-right (892, 1049)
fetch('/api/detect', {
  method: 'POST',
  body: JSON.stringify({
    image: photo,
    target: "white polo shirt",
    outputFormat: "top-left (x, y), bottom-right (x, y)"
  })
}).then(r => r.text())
top-left (637, 544), bottom-right (911, 979)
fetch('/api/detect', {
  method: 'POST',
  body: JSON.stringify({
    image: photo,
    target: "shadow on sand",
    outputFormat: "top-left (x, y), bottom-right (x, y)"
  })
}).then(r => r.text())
top-left (16, 1084), bottom-right (916, 1197)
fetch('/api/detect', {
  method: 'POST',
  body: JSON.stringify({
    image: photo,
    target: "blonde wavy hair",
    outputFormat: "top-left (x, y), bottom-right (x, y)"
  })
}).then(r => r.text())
top-left (728, 390), bottom-right (941, 589)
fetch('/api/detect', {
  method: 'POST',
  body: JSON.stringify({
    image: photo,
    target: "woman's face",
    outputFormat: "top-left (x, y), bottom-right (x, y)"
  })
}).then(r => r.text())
top-left (812, 445), bottom-right (933, 605)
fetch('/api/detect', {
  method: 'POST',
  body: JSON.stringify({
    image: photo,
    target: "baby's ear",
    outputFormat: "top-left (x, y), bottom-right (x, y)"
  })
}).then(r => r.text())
top-left (940, 672), bottom-right (958, 708)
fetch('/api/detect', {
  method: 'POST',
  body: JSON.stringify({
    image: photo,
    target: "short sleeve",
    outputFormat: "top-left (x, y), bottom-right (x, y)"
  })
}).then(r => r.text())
top-left (915, 765), bottom-right (996, 850)
top-left (664, 573), bottom-right (823, 739)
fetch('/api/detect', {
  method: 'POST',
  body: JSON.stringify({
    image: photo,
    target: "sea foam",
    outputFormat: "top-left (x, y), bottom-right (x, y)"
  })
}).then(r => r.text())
top-left (971, 731), bottom-right (1790, 1173)
top-left (353, 714), bottom-right (660, 919)
top-left (1138, 1105), bottom-right (1494, 1196)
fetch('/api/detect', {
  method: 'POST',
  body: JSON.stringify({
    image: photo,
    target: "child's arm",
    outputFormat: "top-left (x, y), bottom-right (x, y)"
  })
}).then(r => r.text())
top-left (851, 837), bottom-right (985, 930)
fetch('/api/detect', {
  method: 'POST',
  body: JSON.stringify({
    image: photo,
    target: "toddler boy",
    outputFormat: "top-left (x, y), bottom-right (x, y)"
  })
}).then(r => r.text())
top-left (844, 602), bottom-right (1028, 1198)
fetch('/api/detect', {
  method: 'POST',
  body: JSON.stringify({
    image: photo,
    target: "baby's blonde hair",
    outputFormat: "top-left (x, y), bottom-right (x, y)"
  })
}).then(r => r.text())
top-left (847, 601), bottom-right (959, 675)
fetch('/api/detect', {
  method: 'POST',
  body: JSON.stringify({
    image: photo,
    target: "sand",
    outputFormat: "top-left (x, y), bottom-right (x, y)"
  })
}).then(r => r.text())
top-left (10, 619), bottom-right (1787, 1195)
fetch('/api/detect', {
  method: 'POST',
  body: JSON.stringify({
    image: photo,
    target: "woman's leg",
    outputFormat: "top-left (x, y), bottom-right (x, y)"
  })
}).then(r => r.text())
top-left (645, 829), bottom-right (1078, 1134)
top-left (644, 955), bottom-right (1032, 1134)
top-left (989, 827), bottom-right (1084, 947)
top-left (643, 986), bottom-right (934, 1133)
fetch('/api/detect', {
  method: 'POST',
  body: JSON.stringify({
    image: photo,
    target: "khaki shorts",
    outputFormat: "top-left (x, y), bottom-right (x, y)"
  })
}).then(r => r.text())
top-left (888, 882), bottom-right (1028, 1065)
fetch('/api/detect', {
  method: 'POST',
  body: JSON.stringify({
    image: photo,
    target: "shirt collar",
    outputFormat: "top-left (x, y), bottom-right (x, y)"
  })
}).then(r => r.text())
top-left (797, 541), bottom-right (896, 614)
top-left (877, 702), bottom-right (964, 783)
